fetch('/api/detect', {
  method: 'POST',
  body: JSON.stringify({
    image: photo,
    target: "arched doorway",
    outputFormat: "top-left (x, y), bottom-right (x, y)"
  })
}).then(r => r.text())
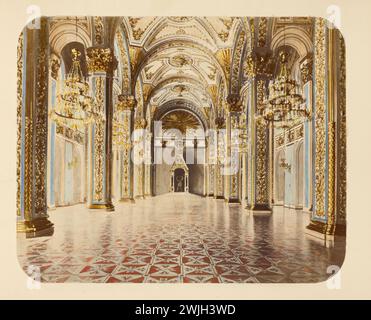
top-left (152, 101), bottom-right (206, 196)
top-left (170, 165), bottom-right (189, 193)
top-left (174, 168), bottom-right (186, 192)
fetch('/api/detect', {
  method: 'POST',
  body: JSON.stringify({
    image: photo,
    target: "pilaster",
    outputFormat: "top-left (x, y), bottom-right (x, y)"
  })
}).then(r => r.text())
top-left (17, 18), bottom-right (54, 237)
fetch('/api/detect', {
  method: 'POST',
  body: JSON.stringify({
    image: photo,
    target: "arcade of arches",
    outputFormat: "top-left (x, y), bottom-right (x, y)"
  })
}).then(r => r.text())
top-left (16, 17), bottom-right (346, 283)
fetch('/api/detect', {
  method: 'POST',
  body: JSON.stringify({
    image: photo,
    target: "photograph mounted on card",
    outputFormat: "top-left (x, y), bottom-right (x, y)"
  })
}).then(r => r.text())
top-left (16, 16), bottom-right (346, 284)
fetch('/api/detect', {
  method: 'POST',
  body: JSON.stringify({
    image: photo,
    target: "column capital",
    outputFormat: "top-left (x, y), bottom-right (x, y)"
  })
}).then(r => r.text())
top-left (244, 50), bottom-right (275, 79)
top-left (134, 117), bottom-right (147, 129)
top-left (86, 46), bottom-right (118, 74)
top-left (117, 94), bottom-right (137, 111)
top-left (226, 94), bottom-right (243, 113)
top-left (215, 116), bottom-right (225, 129)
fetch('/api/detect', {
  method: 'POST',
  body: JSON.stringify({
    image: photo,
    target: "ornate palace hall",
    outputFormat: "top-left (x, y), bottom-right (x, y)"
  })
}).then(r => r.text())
top-left (16, 16), bottom-right (346, 283)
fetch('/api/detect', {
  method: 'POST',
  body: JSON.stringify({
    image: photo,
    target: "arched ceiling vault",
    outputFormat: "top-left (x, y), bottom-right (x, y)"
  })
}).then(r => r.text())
top-left (115, 17), bottom-right (255, 128)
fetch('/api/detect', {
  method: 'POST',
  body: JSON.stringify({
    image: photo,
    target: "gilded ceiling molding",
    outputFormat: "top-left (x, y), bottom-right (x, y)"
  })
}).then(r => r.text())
top-left (147, 76), bottom-right (208, 107)
top-left (129, 46), bottom-right (144, 78)
top-left (132, 40), bottom-right (228, 92)
top-left (215, 48), bottom-right (232, 87)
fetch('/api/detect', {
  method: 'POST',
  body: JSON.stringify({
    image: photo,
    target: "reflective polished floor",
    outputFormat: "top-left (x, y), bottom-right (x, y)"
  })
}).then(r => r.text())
top-left (17, 193), bottom-right (346, 283)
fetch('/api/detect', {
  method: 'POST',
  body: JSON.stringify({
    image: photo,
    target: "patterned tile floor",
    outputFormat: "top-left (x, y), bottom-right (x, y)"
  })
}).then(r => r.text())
top-left (17, 193), bottom-right (346, 283)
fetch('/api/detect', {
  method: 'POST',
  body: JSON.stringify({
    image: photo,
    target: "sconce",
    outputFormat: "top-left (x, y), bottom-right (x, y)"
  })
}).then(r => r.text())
top-left (279, 158), bottom-right (291, 172)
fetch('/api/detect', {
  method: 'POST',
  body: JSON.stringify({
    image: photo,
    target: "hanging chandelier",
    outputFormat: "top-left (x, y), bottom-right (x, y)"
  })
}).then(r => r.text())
top-left (50, 48), bottom-right (93, 130)
top-left (255, 50), bottom-right (309, 129)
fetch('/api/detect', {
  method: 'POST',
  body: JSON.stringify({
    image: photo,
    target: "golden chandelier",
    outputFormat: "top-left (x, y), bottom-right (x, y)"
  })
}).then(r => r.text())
top-left (255, 51), bottom-right (310, 129)
top-left (50, 48), bottom-right (93, 130)
top-left (50, 48), bottom-right (107, 130)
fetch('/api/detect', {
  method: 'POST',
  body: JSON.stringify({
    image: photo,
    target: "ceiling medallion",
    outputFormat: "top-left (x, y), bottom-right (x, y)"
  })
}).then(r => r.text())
top-left (169, 54), bottom-right (193, 68)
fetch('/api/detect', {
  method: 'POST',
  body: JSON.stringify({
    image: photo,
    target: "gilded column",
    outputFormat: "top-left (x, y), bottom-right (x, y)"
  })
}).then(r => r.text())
top-left (144, 130), bottom-right (152, 197)
top-left (300, 54), bottom-right (313, 212)
top-left (134, 117), bottom-right (147, 199)
top-left (206, 134), bottom-right (215, 197)
top-left (86, 47), bottom-right (117, 211)
top-left (305, 18), bottom-right (345, 239)
top-left (117, 95), bottom-right (136, 203)
top-left (225, 94), bottom-right (242, 203)
top-left (246, 76), bottom-right (271, 212)
top-left (214, 117), bottom-right (225, 199)
top-left (17, 18), bottom-right (54, 236)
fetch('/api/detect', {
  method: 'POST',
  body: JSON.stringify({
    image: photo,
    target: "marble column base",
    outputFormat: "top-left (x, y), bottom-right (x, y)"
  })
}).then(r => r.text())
top-left (305, 220), bottom-right (346, 239)
top-left (224, 198), bottom-right (240, 204)
top-left (119, 198), bottom-right (136, 204)
top-left (245, 204), bottom-right (272, 214)
top-left (87, 202), bottom-right (115, 211)
top-left (17, 217), bottom-right (54, 238)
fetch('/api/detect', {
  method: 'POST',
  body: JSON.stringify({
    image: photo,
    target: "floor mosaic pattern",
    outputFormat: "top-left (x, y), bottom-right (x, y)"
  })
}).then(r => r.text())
top-left (17, 194), bottom-right (346, 283)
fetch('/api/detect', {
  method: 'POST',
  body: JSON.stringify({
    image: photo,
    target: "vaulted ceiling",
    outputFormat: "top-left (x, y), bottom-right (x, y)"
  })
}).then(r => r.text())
top-left (119, 17), bottom-right (246, 121)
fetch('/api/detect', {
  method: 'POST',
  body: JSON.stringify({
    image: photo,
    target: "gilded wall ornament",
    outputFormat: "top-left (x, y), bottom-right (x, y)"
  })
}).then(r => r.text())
top-left (115, 29), bottom-right (131, 93)
top-left (50, 57), bottom-right (60, 80)
top-left (257, 17), bottom-right (268, 47)
top-left (300, 55), bottom-right (313, 84)
top-left (93, 16), bottom-right (104, 45)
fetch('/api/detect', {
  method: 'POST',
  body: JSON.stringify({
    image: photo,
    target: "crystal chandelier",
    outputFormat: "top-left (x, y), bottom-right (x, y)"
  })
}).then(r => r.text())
top-left (50, 48), bottom-right (93, 130)
top-left (255, 50), bottom-right (309, 129)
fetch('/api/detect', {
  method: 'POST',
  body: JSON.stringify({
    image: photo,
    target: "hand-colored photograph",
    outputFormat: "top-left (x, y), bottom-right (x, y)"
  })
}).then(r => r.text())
top-left (16, 16), bottom-right (346, 283)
